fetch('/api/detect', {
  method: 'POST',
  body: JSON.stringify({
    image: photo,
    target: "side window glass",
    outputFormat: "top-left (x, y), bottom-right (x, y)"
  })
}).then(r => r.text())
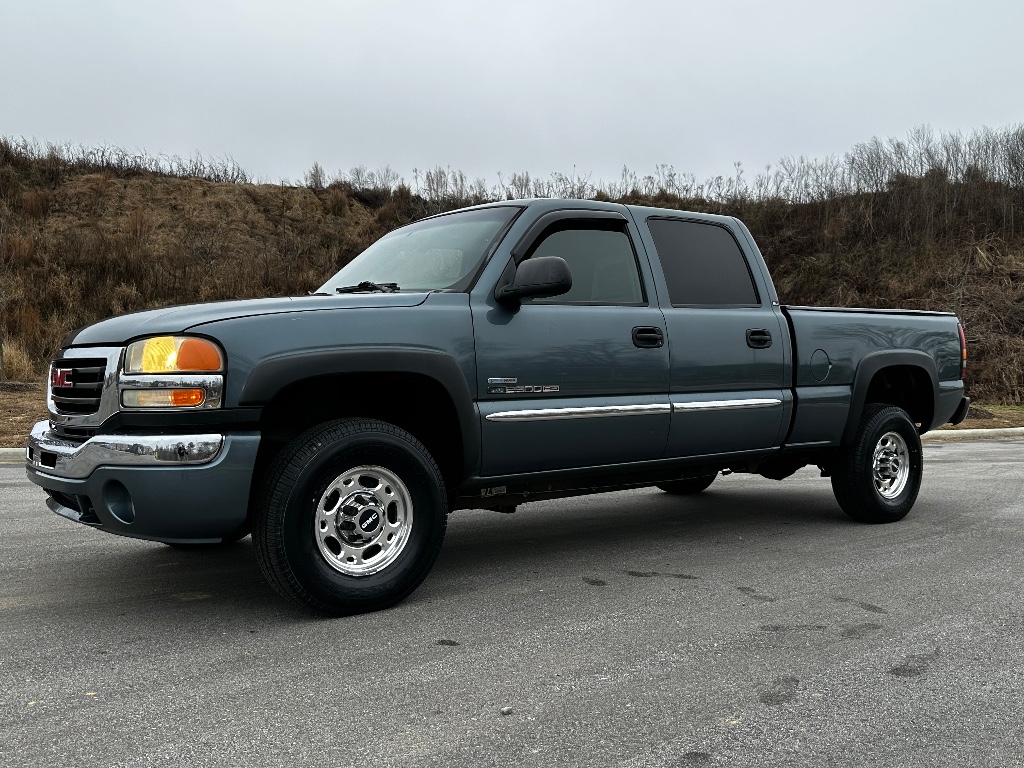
top-left (527, 227), bottom-right (645, 305)
top-left (647, 219), bottom-right (759, 306)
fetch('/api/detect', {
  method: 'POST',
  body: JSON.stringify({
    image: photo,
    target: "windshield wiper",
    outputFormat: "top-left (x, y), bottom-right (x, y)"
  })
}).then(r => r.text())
top-left (335, 281), bottom-right (401, 294)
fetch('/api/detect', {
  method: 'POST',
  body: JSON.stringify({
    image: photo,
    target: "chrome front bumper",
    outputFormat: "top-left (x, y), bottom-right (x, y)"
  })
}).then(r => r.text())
top-left (26, 420), bottom-right (225, 479)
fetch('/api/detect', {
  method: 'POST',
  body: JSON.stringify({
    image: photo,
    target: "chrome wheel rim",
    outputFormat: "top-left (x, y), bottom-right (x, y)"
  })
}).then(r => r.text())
top-left (314, 465), bottom-right (413, 576)
top-left (872, 431), bottom-right (910, 500)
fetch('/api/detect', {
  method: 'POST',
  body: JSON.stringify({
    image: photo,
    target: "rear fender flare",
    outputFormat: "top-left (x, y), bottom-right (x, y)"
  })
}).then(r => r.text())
top-left (842, 350), bottom-right (939, 444)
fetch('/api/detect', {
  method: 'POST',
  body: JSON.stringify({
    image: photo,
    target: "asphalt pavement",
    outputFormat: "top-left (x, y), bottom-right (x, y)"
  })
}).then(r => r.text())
top-left (2, 441), bottom-right (1023, 767)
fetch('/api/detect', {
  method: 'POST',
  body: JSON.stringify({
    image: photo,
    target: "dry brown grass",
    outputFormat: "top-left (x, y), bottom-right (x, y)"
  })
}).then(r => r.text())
top-left (0, 384), bottom-right (46, 447)
top-left (1, 339), bottom-right (35, 380)
top-left (938, 404), bottom-right (1024, 430)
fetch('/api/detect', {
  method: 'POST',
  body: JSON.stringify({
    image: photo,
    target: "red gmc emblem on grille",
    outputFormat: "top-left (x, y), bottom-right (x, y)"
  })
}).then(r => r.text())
top-left (51, 368), bottom-right (73, 388)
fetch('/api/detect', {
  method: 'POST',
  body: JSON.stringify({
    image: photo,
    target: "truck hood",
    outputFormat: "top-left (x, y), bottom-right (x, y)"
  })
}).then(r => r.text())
top-left (66, 293), bottom-right (431, 346)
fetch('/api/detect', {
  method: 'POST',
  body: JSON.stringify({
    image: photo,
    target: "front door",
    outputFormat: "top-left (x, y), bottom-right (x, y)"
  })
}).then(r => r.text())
top-left (473, 218), bottom-right (670, 476)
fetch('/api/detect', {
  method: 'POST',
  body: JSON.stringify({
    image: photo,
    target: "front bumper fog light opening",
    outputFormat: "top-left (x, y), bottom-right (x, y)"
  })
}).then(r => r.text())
top-left (103, 480), bottom-right (136, 524)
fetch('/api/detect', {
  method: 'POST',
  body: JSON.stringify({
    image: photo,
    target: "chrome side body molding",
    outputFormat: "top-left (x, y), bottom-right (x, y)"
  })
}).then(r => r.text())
top-left (485, 404), bottom-right (672, 422)
top-left (485, 398), bottom-right (781, 423)
top-left (672, 398), bottom-right (782, 412)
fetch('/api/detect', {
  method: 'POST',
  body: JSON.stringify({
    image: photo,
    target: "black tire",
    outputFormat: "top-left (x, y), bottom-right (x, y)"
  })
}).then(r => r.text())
top-left (252, 418), bottom-right (447, 616)
top-left (831, 404), bottom-right (922, 523)
top-left (657, 474), bottom-right (717, 495)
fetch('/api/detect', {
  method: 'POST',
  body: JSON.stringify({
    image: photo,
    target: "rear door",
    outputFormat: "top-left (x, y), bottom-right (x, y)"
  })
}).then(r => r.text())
top-left (640, 216), bottom-right (787, 457)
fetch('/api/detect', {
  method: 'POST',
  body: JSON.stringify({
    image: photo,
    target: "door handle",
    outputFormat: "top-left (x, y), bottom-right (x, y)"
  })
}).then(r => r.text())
top-left (632, 326), bottom-right (664, 348)
top-left (746, 329), bottom-right (772, 349)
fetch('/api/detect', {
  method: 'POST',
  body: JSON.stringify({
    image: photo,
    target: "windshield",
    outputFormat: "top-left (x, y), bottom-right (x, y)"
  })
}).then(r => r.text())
top-left (318, 207), bottom-right (520, 293)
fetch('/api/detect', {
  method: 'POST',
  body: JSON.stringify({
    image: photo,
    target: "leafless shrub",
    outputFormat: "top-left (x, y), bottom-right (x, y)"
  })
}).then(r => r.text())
top-left (0, 136), bottom-right (250, 184)
top-left (412, 166), bottom-right (489, 213)
top-left (324, 188), bottom-right (349, 217)
top-left (304, 162), bottom-right (326, 190)
top-left (496, 171), bottom-right (534, 200)
top-left (339, 165), bottom-right (405, 207)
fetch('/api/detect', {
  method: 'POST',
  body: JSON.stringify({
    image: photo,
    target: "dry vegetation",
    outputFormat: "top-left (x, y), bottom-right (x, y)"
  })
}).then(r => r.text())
top-left (955, 404), bottom-right (1024, 430)
top-left (0, 383), bottom-right (47, 447)
top-left (1, 126), bottom-right (1023, 409)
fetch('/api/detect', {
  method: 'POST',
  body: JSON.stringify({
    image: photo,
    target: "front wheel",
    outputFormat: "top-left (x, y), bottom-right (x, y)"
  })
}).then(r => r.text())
top-left (252, 418), bottom-right (448, 616)
top-left (831, 404), bottom-right (923, 523)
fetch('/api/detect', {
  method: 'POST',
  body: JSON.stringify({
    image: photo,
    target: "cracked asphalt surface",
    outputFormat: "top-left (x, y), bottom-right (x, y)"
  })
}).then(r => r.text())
top-left (2, 441), bottom-right (1023, 767)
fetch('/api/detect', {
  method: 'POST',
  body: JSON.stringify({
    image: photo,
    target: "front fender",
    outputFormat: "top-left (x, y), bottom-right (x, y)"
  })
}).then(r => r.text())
top-left (238, 348), bottom-right (479, 477)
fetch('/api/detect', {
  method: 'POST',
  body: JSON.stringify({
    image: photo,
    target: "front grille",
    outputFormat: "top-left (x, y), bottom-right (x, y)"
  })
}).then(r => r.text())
top-left (52, 424), bottom-right (98, 440)
top-left (50, 358), bottom-right (107, 415)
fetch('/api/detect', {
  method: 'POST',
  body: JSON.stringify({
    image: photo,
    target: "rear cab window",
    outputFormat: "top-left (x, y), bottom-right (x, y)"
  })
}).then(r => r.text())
top-left (646, 218), bottom-right (760, 307)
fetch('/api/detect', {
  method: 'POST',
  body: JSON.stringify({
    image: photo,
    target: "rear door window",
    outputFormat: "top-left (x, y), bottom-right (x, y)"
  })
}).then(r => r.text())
top-left (647, 219), bottom-right (759, 306)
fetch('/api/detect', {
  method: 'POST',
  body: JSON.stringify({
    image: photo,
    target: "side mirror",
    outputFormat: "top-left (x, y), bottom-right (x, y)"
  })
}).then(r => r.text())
top-left (495, 256), bottom-right (572, 306)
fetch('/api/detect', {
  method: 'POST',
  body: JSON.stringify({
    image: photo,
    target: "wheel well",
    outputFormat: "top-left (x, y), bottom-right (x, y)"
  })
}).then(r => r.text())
top-left (252, 372), bottom-right (466, 495)
top-left (863, 365), bottom-right (934, 429)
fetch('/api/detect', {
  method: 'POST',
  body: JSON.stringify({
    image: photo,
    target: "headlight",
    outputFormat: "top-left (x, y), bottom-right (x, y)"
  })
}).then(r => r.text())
top-left (120, 336), bottom-right (225, 409)
top-left (125, 336), bottom-right (224, 374)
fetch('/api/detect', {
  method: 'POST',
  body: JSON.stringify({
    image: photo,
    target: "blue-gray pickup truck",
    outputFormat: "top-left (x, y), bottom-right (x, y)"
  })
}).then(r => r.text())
top-left (26, 199), bottom-right (970, 615)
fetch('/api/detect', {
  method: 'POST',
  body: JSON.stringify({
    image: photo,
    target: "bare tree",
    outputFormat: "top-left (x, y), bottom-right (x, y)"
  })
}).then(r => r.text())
top-left (304, 161), bottom-right (326, 190)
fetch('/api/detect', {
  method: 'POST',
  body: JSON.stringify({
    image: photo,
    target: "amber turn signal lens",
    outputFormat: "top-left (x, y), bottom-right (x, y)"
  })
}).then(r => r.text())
top-left (177, 338), bottom-right (223, 371)
top-left (171, 389), bottom-right (205, 406)
top-left (125, 336), bottom-right (224, 374)
top-left (122, 389), bottom-right (206, 408)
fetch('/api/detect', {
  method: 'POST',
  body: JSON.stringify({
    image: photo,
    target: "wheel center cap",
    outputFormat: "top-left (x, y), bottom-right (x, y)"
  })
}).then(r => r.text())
top-left (357, 508), bottom-right (382, 536)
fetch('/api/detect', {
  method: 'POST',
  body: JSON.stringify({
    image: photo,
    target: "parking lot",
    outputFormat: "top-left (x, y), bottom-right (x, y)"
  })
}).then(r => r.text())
top-left (2, 440), bottom-right (1023, 767)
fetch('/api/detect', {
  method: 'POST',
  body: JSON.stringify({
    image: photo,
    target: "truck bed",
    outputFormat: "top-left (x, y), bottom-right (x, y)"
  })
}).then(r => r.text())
top-left (781, 305), bottom-right (964, 447)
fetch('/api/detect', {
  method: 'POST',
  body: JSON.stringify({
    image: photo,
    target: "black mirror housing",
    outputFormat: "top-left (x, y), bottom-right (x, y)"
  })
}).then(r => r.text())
top-left (495, 256), bottom-right (572, 306)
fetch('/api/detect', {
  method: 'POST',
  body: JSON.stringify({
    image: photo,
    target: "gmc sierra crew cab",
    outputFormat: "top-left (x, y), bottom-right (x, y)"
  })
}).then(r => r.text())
top-left (25, 199), bottom-right (971, 615)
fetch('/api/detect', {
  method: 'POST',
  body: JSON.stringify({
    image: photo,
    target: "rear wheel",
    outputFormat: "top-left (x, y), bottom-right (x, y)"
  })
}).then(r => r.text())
top-left (657, 474), bottom-right (717, 496)
top-left (252, 418), bottom-right (447, 616)
top-left (831, 404), bottom-right (922, 523)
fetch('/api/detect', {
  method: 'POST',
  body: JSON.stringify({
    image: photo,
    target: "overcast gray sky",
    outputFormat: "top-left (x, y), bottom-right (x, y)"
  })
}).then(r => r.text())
top-left (2, 0), bottom-right (1021, 188)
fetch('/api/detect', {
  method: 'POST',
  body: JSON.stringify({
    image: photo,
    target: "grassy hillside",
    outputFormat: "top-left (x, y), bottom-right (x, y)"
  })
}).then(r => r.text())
top-left (1, 131), bottom-right (1022, 402)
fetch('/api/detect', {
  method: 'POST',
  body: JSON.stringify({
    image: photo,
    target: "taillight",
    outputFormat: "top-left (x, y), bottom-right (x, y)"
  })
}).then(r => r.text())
top-left (958, 324), bottom-right (967, 379)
